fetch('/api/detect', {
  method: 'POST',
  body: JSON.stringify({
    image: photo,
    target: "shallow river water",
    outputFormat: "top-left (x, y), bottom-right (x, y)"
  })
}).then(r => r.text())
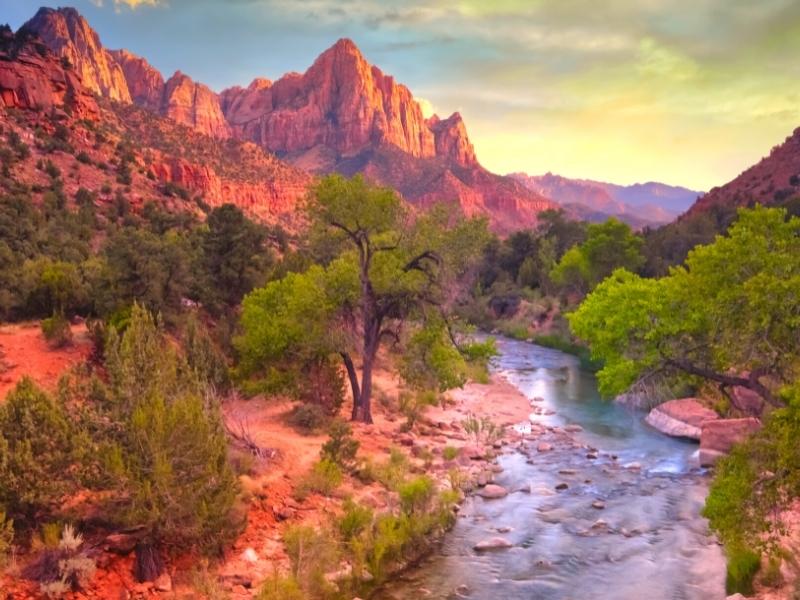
top-left (378, 337), bottom-right (726, 600)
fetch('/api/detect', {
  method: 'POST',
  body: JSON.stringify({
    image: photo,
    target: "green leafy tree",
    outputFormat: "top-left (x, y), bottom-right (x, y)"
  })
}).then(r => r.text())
top-left (551, 217), bottom-right (644, 296)
top-left (569, 206), bottom-right (800, 408)
top-left (704, 384), bottom-right (800, 593)
top-left (239, 175), bottom-right (491, 423)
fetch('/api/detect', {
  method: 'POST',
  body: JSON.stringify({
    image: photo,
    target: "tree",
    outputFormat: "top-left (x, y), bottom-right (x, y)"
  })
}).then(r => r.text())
top-left (703, 383), bottom-right (800, 593)
top-left (100, 305), bottom-right (237, 580)
top-left (569, 206), bottom-right (800, 409)
top-left (239, 175), bottom-right (491, 423)
top-left (551, 217), bottom-right (644, 296)
top-left (0, 378), bottom-right (79, 524)
top-left (197, 204), bottom-right (273, 314)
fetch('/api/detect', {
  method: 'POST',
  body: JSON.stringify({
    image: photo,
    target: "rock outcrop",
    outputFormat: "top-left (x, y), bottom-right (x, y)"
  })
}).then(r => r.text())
top-left (426, 112), bottom-right (477, 167)
top-left (160, 71), bottom-right (230, 139)
top-left (645, 398), bottom-right (719, 440)
top-left (21, 7), bottom-right (131, 103)
top-left (0, 27), bottom-right (98, 117)
top-left (222, 39), bottom-right (436, 159)
top-left (108, 48), bottom-right (164, 110)
top-left (699, 418), bottom-right (761, 466)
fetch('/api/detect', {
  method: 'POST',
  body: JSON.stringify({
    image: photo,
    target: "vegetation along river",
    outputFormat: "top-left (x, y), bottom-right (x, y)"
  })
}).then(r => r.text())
top-left (379, 336), bottom-right (727, 600)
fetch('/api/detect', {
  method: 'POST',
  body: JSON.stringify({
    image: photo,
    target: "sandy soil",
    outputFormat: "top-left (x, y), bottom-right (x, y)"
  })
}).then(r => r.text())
top-left (0, 322), bottom-right (92, 400)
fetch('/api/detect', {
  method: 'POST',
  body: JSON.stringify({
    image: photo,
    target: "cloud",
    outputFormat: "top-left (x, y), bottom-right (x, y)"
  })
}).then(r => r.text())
top-left (91, 0), bottom-right (164, 9)
top-left (416, 97), bottom-right (435, 118)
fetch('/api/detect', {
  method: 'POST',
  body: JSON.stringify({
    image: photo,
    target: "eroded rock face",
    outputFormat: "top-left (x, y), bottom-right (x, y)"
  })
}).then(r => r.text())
top-left (161, 71), bottom-right (230, 139)
top-left (426, 112), bottom-right (477, 167)
top-left (699, 418), bottom-right (761, 466)
top-left (22, 7), bottom-right (131, 103)
top-left (109, 49), bottom-right (164, 110)
top-left (0, 32), bottom-right (98, 117)
top-left (223, 38), bottom-right (436, 159)
top-left (644, 398), bottom-right (719, 440)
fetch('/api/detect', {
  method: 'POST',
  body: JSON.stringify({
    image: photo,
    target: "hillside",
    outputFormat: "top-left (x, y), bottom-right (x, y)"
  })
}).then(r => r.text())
top-left (21, 7), bottom-right (556, 232)
top-left (0, 23), bottom-right (308, 228)
top-left (685, 127), bottom-right (800, 217)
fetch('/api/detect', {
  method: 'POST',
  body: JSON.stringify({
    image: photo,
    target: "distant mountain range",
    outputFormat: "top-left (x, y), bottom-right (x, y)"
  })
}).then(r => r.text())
top-left (509, 172), bottom-right (703, 227)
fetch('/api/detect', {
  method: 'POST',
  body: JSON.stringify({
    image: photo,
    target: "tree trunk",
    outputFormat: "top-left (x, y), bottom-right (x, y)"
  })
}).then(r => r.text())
top-left (134, 542), bottom-right (164, 582)
top-left (340, 352), bottom-right (361, 420)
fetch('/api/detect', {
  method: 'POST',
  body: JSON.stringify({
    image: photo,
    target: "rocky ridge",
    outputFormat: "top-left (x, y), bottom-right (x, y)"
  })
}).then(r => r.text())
top-left (20, 8), bottom-right (556, 231)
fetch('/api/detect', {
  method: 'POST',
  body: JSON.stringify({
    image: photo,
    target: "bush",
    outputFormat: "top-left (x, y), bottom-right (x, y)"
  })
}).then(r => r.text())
top-left (41, 314), bottom-right (72, 348)
top-left (283, 525), bottom-right (339, 597)
top-left (0, 378), bottom-right (78, 523)
top-left (296, 459), bottom-right (342, 500)
top-left (398, 476), bottom-right (435, 515)
top-left (725, 545), bottom-right (760, 595)
top-left (297, 359), bottom-right (345, 416)
top-left (320, 420), bottom-right (359, 469)
top-left (442, 446), bottom-right (459, 461)
top-left (75, 151), bottom-right (91, 165)
top-left (257, 574), bottom-right (305, 600)
top-left (288, 403), bottom-right (329, 433)
top-left (338, 498), bottom-right (373, 542)
top-left (398, 390), bottom-right (438, 431)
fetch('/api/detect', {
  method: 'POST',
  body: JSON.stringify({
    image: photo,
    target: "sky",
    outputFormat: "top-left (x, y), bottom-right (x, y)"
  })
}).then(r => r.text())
top-left (5, 0), bottom-right (800, 191)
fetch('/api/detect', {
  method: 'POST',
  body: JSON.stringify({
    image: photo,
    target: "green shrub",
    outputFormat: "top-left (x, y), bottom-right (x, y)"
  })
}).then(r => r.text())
top-left (338, 498), bottom-right (373, 542)
top-left (442, 446), bottom-right (459, 461)
top-left (257, 575), bottom-right (305, 600)
top-left (726, 545), bottom-right (761, 595)
top-left (398, 390), bottom-right (438, 432)
top-left (296, 459), bottom-right (342, 500)
top-left (0, 378), bottom-right (78, 523)
top-left (41, 314), bottom-right (72, 349)
top-left (297, 359), bottom-right (345, 417)
top-left (283, 525), bottom-right (339, 597)
top-left (320, 420), bottom-right (359, 469)
top-left (288, 403), bottom-right (329, 433)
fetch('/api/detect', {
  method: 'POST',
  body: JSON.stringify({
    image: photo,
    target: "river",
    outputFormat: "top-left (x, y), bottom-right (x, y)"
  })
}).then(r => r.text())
top-left (378, 337), bottom-right (727, 600)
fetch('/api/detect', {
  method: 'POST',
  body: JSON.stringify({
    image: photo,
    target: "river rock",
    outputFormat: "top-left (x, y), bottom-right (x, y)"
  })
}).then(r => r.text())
top-left (699, 418), bottom-right (761, 466)
top-left (644, 398), bottom-right (719, 440)
top-left (564, 424), bottom-right (583, 432)
top-left (462, 444), bottom-right (485, 460)
top-left (555, 482), bottom-right (569, 491)
top-left (478, 484), bottom-right (508, 499)
top-left (537, 442), bottom-right (553, 452)
top-left (592, 500), bottom-right (606, 509)
top-left (474, 537), bottom-right (512, 551)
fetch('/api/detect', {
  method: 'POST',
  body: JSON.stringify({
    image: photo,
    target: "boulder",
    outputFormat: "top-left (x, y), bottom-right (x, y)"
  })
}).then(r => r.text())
top-left (478, 484), bottom-right (508, 499)
top-left (473, 537), bottom-right (512, 551)
top-left (699, 418), bottom-right (761, 466)
top-left (645, 398), bottom-right (719, 440)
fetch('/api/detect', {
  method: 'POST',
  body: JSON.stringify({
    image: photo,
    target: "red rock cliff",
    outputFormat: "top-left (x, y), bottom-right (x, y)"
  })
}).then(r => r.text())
top-left (161, 71), bottom-right (230, 139)
top-left (109, 48), bottom-right (164, 110)
top-left (222, 38), bottom-right (436, 159)
top-left (22, 7), bottom-right (131, 103)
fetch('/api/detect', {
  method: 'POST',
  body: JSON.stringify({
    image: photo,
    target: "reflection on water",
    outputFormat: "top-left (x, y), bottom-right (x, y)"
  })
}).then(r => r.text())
top-left (378, 337), bottom-right (726, 600)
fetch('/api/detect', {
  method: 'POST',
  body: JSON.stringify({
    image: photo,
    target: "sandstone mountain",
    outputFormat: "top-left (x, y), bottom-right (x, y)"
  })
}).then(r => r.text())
top-left (0, 24), bottom-right (308, 227)
top-left (510, 171), bottom-right (702, 226)
top-left (21, 7), bottom-right (555, 231)
top-left (21, 7), bottom-right (130, 102)
top-left (685, 127), bottom-right (800, 217)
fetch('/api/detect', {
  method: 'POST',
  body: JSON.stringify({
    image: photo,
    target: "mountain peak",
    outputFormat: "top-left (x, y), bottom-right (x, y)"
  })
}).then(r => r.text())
top-left (22, 5), bottom-right (132, 102)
